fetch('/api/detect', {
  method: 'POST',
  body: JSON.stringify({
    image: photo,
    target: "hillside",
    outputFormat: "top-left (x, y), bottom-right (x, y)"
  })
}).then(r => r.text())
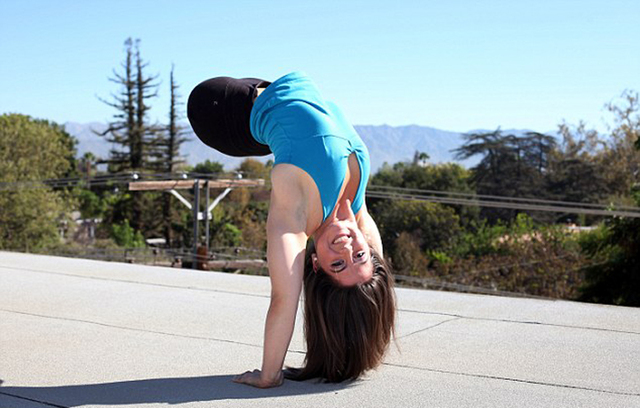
top-left (65, 122), bottom-right (491, 172)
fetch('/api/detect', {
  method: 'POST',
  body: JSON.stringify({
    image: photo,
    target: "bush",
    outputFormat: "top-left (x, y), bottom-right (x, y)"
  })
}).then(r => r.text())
top-left (431, 225), bottom-right (588, 299)
top-left (373, 200), bottom-right (461, 255)
top-left (0, 114), bottom-right (77, 251)
top-left (111, 219), bottom-right (145, 248)
top-left (578, 218), bottom-right (640, 306)
top-left (392, 214), bottom-right (590, 299)
top-left (390, 232), bottom-right (429, 276)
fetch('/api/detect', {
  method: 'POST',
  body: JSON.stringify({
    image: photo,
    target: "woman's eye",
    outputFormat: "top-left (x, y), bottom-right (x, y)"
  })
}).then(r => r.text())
top-left (355, 251), bottom-right (366, 260)
top-left (331, 260), bottom-right (345, 269)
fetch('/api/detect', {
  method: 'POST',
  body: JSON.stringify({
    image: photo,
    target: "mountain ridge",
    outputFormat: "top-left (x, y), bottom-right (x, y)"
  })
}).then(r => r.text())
top-left (64, 122), bottom-right (538, 172)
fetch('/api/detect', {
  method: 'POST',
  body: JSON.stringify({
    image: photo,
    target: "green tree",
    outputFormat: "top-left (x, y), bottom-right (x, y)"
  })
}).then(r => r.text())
top-left (150, 65), bottom-right (190, 246)
top-left (98, 38), bottom-right (159, 232)
top-left (546, 124), bottom-right (609, 210)
top-left (550, 92), bottom-right (640, 214)
top-left (76, 189), bottom-right (107, 219)
top-left (453, 130), bottom-right (557, 222)
top-left (370, 161), bottom-right (478, 224)
top-left (192, 159), bottom-right (224, 174)
top-left (578, 90), bottom-right (640, 306)
top-left (603, 90), bottom-right (640, 195)
top-left (98, 38), bottom-right (136, 172)
top-left (111, 219), bottom-right (146, 248)
top-left (372, 200), bottom-right (461, 269)
top-left (579, 214), bottom-right (640, 306)
top-left (237, 158), bottom-right (271, 180)
top-left (0, 114), bottom-right (77, 250)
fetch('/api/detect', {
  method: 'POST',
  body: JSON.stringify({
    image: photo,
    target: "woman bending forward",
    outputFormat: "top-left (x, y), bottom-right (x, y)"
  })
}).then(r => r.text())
top-left (187, 71), bottom-right (396, 387)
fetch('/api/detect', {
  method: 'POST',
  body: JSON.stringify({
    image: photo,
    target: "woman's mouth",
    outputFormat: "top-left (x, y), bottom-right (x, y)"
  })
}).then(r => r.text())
top-left (332, 233), bottom-right (350, 245)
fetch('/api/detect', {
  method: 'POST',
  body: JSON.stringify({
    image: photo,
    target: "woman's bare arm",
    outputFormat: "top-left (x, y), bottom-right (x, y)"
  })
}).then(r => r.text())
top-left (233, 166), bottom-right (308, 388)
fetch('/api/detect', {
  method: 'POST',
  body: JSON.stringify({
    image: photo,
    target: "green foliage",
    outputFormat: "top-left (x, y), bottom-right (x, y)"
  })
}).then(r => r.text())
top-left (372, 161), bottom-right (474, 194)
top-left (0, 187), bottom-right (67, 251)
top-left (434, 223), bottom-right (588, 299)
top-left (454, 130), bottom-right (557, 222)
top-left (386, 211), bottom-right (589, 299)
top-left (75, 189), bottom-right (107, 219)
top-left (450, 214), bottom-right (565, 258)
top-left (0, 114), bottom-right (77, 250)
top-left (449, 220), bottom-right (509, 258)
top-left (426, 250), bottom-right (452, 265)
top-left (370, 161), bottom-right (479, 224)
top-left (111, 219), bottom-right (146, 248)
top-left (201, 193), bottom-right (268, 250)
top-left (192, 159), bottom-right (224, 174)
top-left (372, 199), bottom-right (461, 276)
top-left (374, 200), bottom-right (461, 253)
top-left (98, 38), bottom-right (164, 233)
top-left (210, 223), bottom-right (242, 248)
top-left (578, 218), bottom-right (640, 306)
top-left (0, 114), bottom-right (76, 181)
top-left (390, 231), bottom-right (429, 275)
top-left (237, 158), bottom-right (271, 180)
top-left (152, 64), bottom-right (189, 174)
top-left (100, 191), bottom-right (133, 226)
top-left (99, 38), bottom-right (159, 173)
top-left (571, 89), bottom-right (640, 306)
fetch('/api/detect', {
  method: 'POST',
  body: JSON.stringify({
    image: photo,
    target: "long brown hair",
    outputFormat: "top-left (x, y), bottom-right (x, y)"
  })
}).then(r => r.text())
top-left (285, 241), bottom-right (396, 382)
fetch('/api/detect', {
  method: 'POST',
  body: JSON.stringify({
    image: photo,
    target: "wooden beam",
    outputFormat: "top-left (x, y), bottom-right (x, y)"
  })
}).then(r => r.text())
top-left (128, 178), bottom-right (265, 191)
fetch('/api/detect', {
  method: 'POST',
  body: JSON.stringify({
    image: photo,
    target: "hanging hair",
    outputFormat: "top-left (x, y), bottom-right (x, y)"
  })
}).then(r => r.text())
top-left (285, 240), bottom-right (396, 382)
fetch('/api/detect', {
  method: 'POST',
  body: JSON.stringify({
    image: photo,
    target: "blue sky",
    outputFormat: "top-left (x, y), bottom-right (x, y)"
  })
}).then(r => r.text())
top-left (1, 0), bottom-right (638, 133)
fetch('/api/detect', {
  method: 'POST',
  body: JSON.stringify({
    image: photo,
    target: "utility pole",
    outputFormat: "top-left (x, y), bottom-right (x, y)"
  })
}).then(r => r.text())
top-left (192, 179), bottom-right (200, 269)
top-left (205, 180), bottom-right (210, 254)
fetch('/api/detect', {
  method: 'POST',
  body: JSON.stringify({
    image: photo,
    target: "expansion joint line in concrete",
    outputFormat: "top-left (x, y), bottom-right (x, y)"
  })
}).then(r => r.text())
top-left (0, 390), bottom-right (68, 408)
top-left (0, 308), bottom-right (307, 357)
top-left (397, 317), bottom-right (462, 339)
top-left (3, 265), bottom-right (640, 335)
top-left (0, 265), bottom-right (270, 299)
top-left (0, 308), bottom-right (262, 349)
top-left (398, 308), bottom-right (640, 336)
top-left (382, 362), bottom-right (640, 397)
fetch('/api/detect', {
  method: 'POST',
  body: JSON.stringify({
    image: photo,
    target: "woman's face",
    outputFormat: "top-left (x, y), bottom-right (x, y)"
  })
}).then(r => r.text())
top-left (312, 201), bottom-right (373, 287)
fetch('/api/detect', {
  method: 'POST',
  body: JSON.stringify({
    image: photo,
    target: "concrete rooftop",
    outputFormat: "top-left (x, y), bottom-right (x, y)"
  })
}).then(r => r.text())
top-left (1, 251), bottom-right (639, 408)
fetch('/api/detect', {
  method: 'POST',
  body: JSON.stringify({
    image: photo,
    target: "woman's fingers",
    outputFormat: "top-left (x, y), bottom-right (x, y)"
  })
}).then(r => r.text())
top-left (232, 369), bottom-right (284, 388)
top-left (232, 370), bottom-right (253, 382)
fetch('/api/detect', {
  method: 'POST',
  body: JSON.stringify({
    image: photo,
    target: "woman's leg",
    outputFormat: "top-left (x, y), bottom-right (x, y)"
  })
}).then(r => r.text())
top-left (187, 76), bottom-right (271, 157)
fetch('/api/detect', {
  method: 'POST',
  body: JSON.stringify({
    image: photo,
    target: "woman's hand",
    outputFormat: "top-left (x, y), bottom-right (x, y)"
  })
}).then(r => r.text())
top-left (232, 369), bottom-right (284, 388)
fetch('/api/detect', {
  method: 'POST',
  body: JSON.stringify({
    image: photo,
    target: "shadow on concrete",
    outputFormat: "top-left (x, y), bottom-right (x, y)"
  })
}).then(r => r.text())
top-left (0, 375), bottom-right (354, 406)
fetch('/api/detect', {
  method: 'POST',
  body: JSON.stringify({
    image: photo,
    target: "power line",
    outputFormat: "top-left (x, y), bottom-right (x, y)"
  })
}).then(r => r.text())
top-left (366, 190), bottom-right (640, 218)
top-left (2, 172), bottom-right (639, 217)
top-left (368, 184), bottom-right (640, 211)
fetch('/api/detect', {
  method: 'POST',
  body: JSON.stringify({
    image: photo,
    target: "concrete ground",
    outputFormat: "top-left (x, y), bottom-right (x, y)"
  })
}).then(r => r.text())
top-left (0, 251), bottom-right (639, 408)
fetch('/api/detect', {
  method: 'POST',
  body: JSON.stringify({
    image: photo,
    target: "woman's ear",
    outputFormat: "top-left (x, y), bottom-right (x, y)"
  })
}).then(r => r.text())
top-left (311, 254), bottom-right (319, 273)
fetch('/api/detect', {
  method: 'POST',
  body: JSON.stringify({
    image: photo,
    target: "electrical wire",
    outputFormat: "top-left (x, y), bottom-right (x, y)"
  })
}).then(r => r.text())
top-left (368, 184), bottom-right (640, 211)
top-left (2, 172), bottom-right (639, 217)
top-left (365, 190), bottom-right (640, 218)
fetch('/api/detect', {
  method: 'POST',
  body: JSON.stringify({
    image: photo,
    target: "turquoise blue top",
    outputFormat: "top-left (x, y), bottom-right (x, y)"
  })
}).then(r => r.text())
top-left (250, 72), bottom-right (370, 222)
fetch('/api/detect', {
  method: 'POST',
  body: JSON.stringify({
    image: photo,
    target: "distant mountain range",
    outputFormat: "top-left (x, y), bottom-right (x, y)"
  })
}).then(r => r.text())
top-left (65, 122), bottom-right (541, 172)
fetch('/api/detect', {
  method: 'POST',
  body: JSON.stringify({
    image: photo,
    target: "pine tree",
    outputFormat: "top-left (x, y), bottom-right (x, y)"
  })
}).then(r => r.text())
top-left (133, 40), bottom-right (160, 170)
top-left (157, 65), bottom-right (189, 246)
top-left (97, 38), bottom-right (159, 231)
top-left (97, 38), bottom-right (136, 173)
top-left (453, 130), bottom-right (557, 222)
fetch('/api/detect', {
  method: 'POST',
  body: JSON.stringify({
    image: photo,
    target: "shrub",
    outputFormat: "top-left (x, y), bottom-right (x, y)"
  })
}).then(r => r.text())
top-left (111, 219), bottom-right (145, 248)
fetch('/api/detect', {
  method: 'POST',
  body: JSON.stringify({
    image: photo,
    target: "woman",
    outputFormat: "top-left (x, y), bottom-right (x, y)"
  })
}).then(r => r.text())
top-left (187, 71), bottom-right (396, 387)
